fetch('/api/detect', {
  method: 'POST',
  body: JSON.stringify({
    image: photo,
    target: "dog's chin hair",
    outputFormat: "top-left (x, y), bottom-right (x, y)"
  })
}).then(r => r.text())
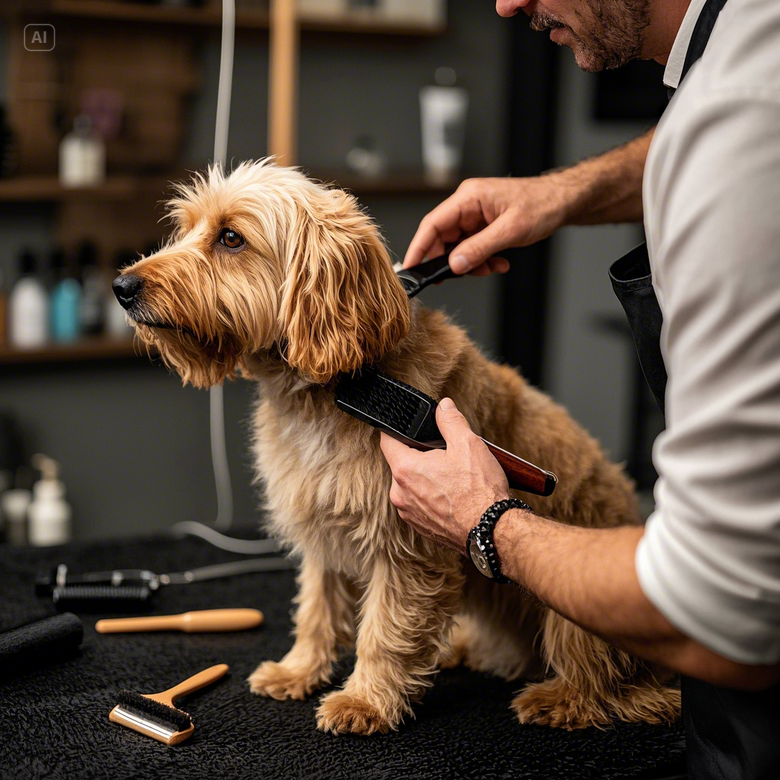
top-left (135, 325), bottom-right (240, 389)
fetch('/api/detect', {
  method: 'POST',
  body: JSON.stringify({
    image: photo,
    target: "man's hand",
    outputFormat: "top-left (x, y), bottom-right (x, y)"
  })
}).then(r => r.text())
top-left (379, 397), bottom-right (511, 552)
top-left (403, 176), bottom-right (569, 276)
top-left (403, 129), bottom-right (654, 277)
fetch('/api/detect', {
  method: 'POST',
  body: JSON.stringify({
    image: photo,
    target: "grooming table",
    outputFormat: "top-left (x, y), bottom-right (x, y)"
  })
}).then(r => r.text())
top-left (0, 533), bottom-right (686, 780)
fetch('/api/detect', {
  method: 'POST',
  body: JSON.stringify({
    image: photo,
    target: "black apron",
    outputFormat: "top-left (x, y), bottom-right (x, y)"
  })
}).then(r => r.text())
top-left (609, 1), bottom-right (780, 777)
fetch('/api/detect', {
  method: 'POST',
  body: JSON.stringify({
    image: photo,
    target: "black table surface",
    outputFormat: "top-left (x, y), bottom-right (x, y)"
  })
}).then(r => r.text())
top-left (0, 532), bottom-right (686, 780)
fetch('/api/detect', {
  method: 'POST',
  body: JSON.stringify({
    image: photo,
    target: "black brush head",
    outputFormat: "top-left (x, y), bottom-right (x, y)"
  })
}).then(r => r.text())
top-left (51, 584), bottom-right (154, 612)
top-left (116, 690), bottom-right (192, 733)
top-left (335, 368), bottom-right (444, 447)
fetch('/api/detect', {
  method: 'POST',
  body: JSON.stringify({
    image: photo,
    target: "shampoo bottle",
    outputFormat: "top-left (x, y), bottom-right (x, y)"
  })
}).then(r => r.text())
top-left (9, 250), bottom-right (48, 349)
top-left (50, 249), bottom-right (82, 343)
top-left (59, 115), bottom-right (106, 188)
top-left (78, 242), bottom-right (104, 335)
top-left (28, 454), bottom-right (71, 547)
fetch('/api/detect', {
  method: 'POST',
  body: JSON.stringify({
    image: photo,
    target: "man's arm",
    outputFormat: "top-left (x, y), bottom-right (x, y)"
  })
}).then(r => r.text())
top-left (380, 400), bottom-right (780, 692)
top-left (404, 129), bottom-right (654, 274)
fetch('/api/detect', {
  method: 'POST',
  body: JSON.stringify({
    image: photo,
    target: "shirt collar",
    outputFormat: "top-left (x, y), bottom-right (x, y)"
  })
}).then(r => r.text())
top-left (664, 0), bottom-right (709, 88)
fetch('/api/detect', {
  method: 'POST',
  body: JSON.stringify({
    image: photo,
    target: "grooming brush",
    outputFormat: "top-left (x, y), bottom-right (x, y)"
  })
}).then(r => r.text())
top-left (336, 367), bottom-right (557, 496)
top-left (96, 608), bottom-right (263, 634)
top-left (110, 663), bottom-right (228, 745)
top-left (395, 251), bottom-right (456, 299)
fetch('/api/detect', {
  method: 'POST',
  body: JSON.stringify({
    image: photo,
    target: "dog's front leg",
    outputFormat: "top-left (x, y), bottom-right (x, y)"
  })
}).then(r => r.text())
top-left (249, 555), bottom-right (355, 700)
top-left (316, 550), bottom-right (462, 735)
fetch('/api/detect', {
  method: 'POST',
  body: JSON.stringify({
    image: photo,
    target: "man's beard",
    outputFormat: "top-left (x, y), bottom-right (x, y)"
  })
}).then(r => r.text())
top-left (530, 0), bottom-right (651, 72)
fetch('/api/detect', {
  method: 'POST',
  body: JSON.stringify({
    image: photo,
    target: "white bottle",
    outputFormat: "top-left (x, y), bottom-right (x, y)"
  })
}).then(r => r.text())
top-left (28, 454), bottom-right (71, 547)
top-left (9, 250), bottom-right (48, 349)
top-left (59, 115), bottom-right (106, 188)
top-left (1, 488), bottom-right (32, 546)
top-left (420, 67), bottom-right (469, 185)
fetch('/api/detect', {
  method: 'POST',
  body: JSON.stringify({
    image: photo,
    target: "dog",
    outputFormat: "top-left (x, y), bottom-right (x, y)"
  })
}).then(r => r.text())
top-left (114, 160), bottom-right (680, 734)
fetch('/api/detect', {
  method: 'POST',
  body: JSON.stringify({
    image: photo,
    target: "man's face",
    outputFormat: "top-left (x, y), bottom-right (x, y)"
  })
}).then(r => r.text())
top-left (497, 0), bottom-right (651, 72)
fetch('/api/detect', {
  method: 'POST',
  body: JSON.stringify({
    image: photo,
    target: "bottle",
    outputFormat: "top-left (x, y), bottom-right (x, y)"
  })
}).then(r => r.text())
top-left (0, 267), bottom-right (7, 348)
top-left (419, 67), bottom-right (469, 185)
top-left (59, 114), bottom-right (106, 188)
top-left (106, 250), bottom-right (135, 338)
top-left (50, 249), bottom-right (82, 343)
top-left (28, 454), bottom-right (71, 547)
top-left (1, 488), bottom-right (31, 546)
top-left (9, 249), bottom-right (48, 348)
top-left (78, 241), bottom-right (105, 336)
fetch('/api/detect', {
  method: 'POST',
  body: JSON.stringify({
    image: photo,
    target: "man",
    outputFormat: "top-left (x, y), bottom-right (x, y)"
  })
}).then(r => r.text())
top-left (380, 0), bottom-right (780, 776)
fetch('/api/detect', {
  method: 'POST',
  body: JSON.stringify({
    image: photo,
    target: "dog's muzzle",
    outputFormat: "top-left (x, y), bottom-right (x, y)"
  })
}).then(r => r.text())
top-left (113, 274), bottom-right (144, 311)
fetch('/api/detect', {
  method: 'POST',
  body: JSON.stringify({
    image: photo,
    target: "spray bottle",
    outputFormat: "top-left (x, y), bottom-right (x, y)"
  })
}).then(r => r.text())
top-left (28, 454), bottom-right (71, 547)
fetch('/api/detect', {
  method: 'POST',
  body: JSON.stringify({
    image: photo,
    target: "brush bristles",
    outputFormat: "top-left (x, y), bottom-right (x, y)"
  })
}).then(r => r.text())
top-left (116, 690), bottom-right (192, 732)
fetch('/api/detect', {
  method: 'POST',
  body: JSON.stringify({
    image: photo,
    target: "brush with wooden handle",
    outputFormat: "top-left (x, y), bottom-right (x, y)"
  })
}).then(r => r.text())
top-left (109, 664), bottom-right (228, 745)
top-left (335, 367), bottom-right (558, 497)
top-left (96, 608), bottom-right (263, 634)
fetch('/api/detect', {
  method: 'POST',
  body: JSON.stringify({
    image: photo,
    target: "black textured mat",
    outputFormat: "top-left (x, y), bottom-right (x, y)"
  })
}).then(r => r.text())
top-left (0, 534), bottom-right (686, 780)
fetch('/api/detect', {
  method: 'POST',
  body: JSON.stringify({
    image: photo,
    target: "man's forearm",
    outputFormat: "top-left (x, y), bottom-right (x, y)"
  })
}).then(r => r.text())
top-left (551, 128), bottom-right (654, 226)
top-left (494, 508), bottom-right (780, 690)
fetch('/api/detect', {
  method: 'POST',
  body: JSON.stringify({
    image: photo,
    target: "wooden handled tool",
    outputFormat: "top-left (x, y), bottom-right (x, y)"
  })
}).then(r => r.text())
top-left (481, 440), bottom-right (558, 497)
top-left (96, 608), bottom-right (263, 634)
top-left (109, 664), bottom-right (229, 745)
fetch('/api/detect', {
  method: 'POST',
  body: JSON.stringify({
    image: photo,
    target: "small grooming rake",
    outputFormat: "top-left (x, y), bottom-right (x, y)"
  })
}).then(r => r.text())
top-left (109, 663), bottom-right (228, 745)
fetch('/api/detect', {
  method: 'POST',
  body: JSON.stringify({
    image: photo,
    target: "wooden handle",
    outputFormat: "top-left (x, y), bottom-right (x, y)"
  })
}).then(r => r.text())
top-left (481, 440), bottom-right (558, 497)
top-left (95, 608), bottom-right (264, 634)
top-left (160, 664), bottom-right (229, 705)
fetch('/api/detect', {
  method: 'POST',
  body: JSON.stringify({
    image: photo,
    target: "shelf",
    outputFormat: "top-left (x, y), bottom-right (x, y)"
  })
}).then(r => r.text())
top-left (314, 170), bottom-right (459, 197)
top-left (0, 171), bottom-right (458, 203)
top-left (13, 1), bottom-right (446, 37)
top-left (0, 337), bottom-right (146, 365)
top-left (0, 175), bottom-right (178, 203)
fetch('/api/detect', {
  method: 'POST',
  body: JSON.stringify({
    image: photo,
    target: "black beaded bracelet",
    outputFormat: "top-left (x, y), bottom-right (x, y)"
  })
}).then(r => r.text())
top-left (466, 498), bottom-right (533, 584)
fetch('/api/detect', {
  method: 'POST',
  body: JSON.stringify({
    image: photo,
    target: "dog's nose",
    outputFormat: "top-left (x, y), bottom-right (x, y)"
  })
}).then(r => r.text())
top-left (112, 274), bottom-right (143, 310)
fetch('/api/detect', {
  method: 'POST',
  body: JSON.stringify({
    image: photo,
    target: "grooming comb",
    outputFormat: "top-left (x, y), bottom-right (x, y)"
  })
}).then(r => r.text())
top-left (96, 608), bottom-right (263, 634)
top-left (109, 663), bottom-right (228, 745)
top-left (336, 367), bottom-right (557, 497)
top-left (395, 251), bottom-right (457, 299)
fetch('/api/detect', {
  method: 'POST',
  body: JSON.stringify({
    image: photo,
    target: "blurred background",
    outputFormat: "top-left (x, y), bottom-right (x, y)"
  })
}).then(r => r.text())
top-left (0, 0), bottom-right (667, 545)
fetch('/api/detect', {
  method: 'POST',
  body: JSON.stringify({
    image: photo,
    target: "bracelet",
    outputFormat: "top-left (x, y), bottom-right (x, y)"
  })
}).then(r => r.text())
top-left (466, 498), bottom-right (533, 584)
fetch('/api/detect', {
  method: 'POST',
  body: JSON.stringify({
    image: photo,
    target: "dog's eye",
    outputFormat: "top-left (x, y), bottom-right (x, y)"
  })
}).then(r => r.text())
top-left (219, 228), bottom-right (245, 250)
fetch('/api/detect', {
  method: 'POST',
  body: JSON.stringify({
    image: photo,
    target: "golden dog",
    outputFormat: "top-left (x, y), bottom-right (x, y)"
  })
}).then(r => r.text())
top-left (115, 160), bottom-right (680, 734)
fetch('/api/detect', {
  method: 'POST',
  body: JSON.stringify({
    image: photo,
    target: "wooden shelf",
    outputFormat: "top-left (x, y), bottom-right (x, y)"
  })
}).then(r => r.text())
top-left (0, 171), bottom-right (458, 202)
top-left (0, 175), bottom-right (177, 203)
top-left (313, 170), bottom-right (459, 197)
top-left (0, 337), bottom-right (146, 365)
top-left (14, 1), bottom-right (446, 36)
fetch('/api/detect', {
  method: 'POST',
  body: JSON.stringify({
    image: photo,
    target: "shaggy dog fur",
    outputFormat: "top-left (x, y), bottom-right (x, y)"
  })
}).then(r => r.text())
top-left (118, 160), bottom-right (680, 735)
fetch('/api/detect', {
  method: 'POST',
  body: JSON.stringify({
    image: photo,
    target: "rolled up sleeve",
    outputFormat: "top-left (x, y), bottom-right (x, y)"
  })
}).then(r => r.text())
top-left (638, 91), bottom-right (780, 664)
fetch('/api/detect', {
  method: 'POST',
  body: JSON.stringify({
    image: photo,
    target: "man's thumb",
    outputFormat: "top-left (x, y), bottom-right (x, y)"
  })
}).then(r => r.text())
top-left (436, 398), bottom-right (472, 445)
top-left (449, 221), bottom-right (510, 274)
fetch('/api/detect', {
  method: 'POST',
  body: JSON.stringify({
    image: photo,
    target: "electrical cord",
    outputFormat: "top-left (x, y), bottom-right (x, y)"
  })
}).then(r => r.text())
top-left (171, 0), bottom-right (282, 558)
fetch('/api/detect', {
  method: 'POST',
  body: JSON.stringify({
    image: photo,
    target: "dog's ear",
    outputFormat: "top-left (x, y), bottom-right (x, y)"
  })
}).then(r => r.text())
top-left (280, 191), bottom-right (410, 383)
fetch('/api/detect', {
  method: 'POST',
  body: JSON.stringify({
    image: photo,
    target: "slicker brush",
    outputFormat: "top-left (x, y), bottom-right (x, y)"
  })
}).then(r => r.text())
top-left (109, 663), bottom-right (228, 745)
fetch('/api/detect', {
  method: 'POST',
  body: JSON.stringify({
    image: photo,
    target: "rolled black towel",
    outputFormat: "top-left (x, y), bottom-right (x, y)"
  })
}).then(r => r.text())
top-left (0, 612), bottom-right (83, 675)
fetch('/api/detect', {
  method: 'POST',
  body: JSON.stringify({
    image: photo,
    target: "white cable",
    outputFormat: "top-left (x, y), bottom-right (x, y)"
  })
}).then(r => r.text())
top-left (175, 1), bottom-right (287, 558)
top-left (170, 522), bottom-right (281, 555)
top-left (213, 0), bottom-right (235, 168)
top-left (209, 0), bottom-right (236, 532)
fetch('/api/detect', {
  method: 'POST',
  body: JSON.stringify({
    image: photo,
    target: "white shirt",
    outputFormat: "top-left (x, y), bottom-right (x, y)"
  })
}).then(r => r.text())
top-left (638, 0), bottom-right (780, 665)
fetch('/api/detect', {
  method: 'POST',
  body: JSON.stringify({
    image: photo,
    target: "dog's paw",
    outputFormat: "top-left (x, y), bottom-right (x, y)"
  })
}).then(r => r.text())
top-left (316, 690), bottom-right (394, 735)
top-left (248, 660), bottom-right (326, 701)
top-left (511, 680), bottom-right (605, 731)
